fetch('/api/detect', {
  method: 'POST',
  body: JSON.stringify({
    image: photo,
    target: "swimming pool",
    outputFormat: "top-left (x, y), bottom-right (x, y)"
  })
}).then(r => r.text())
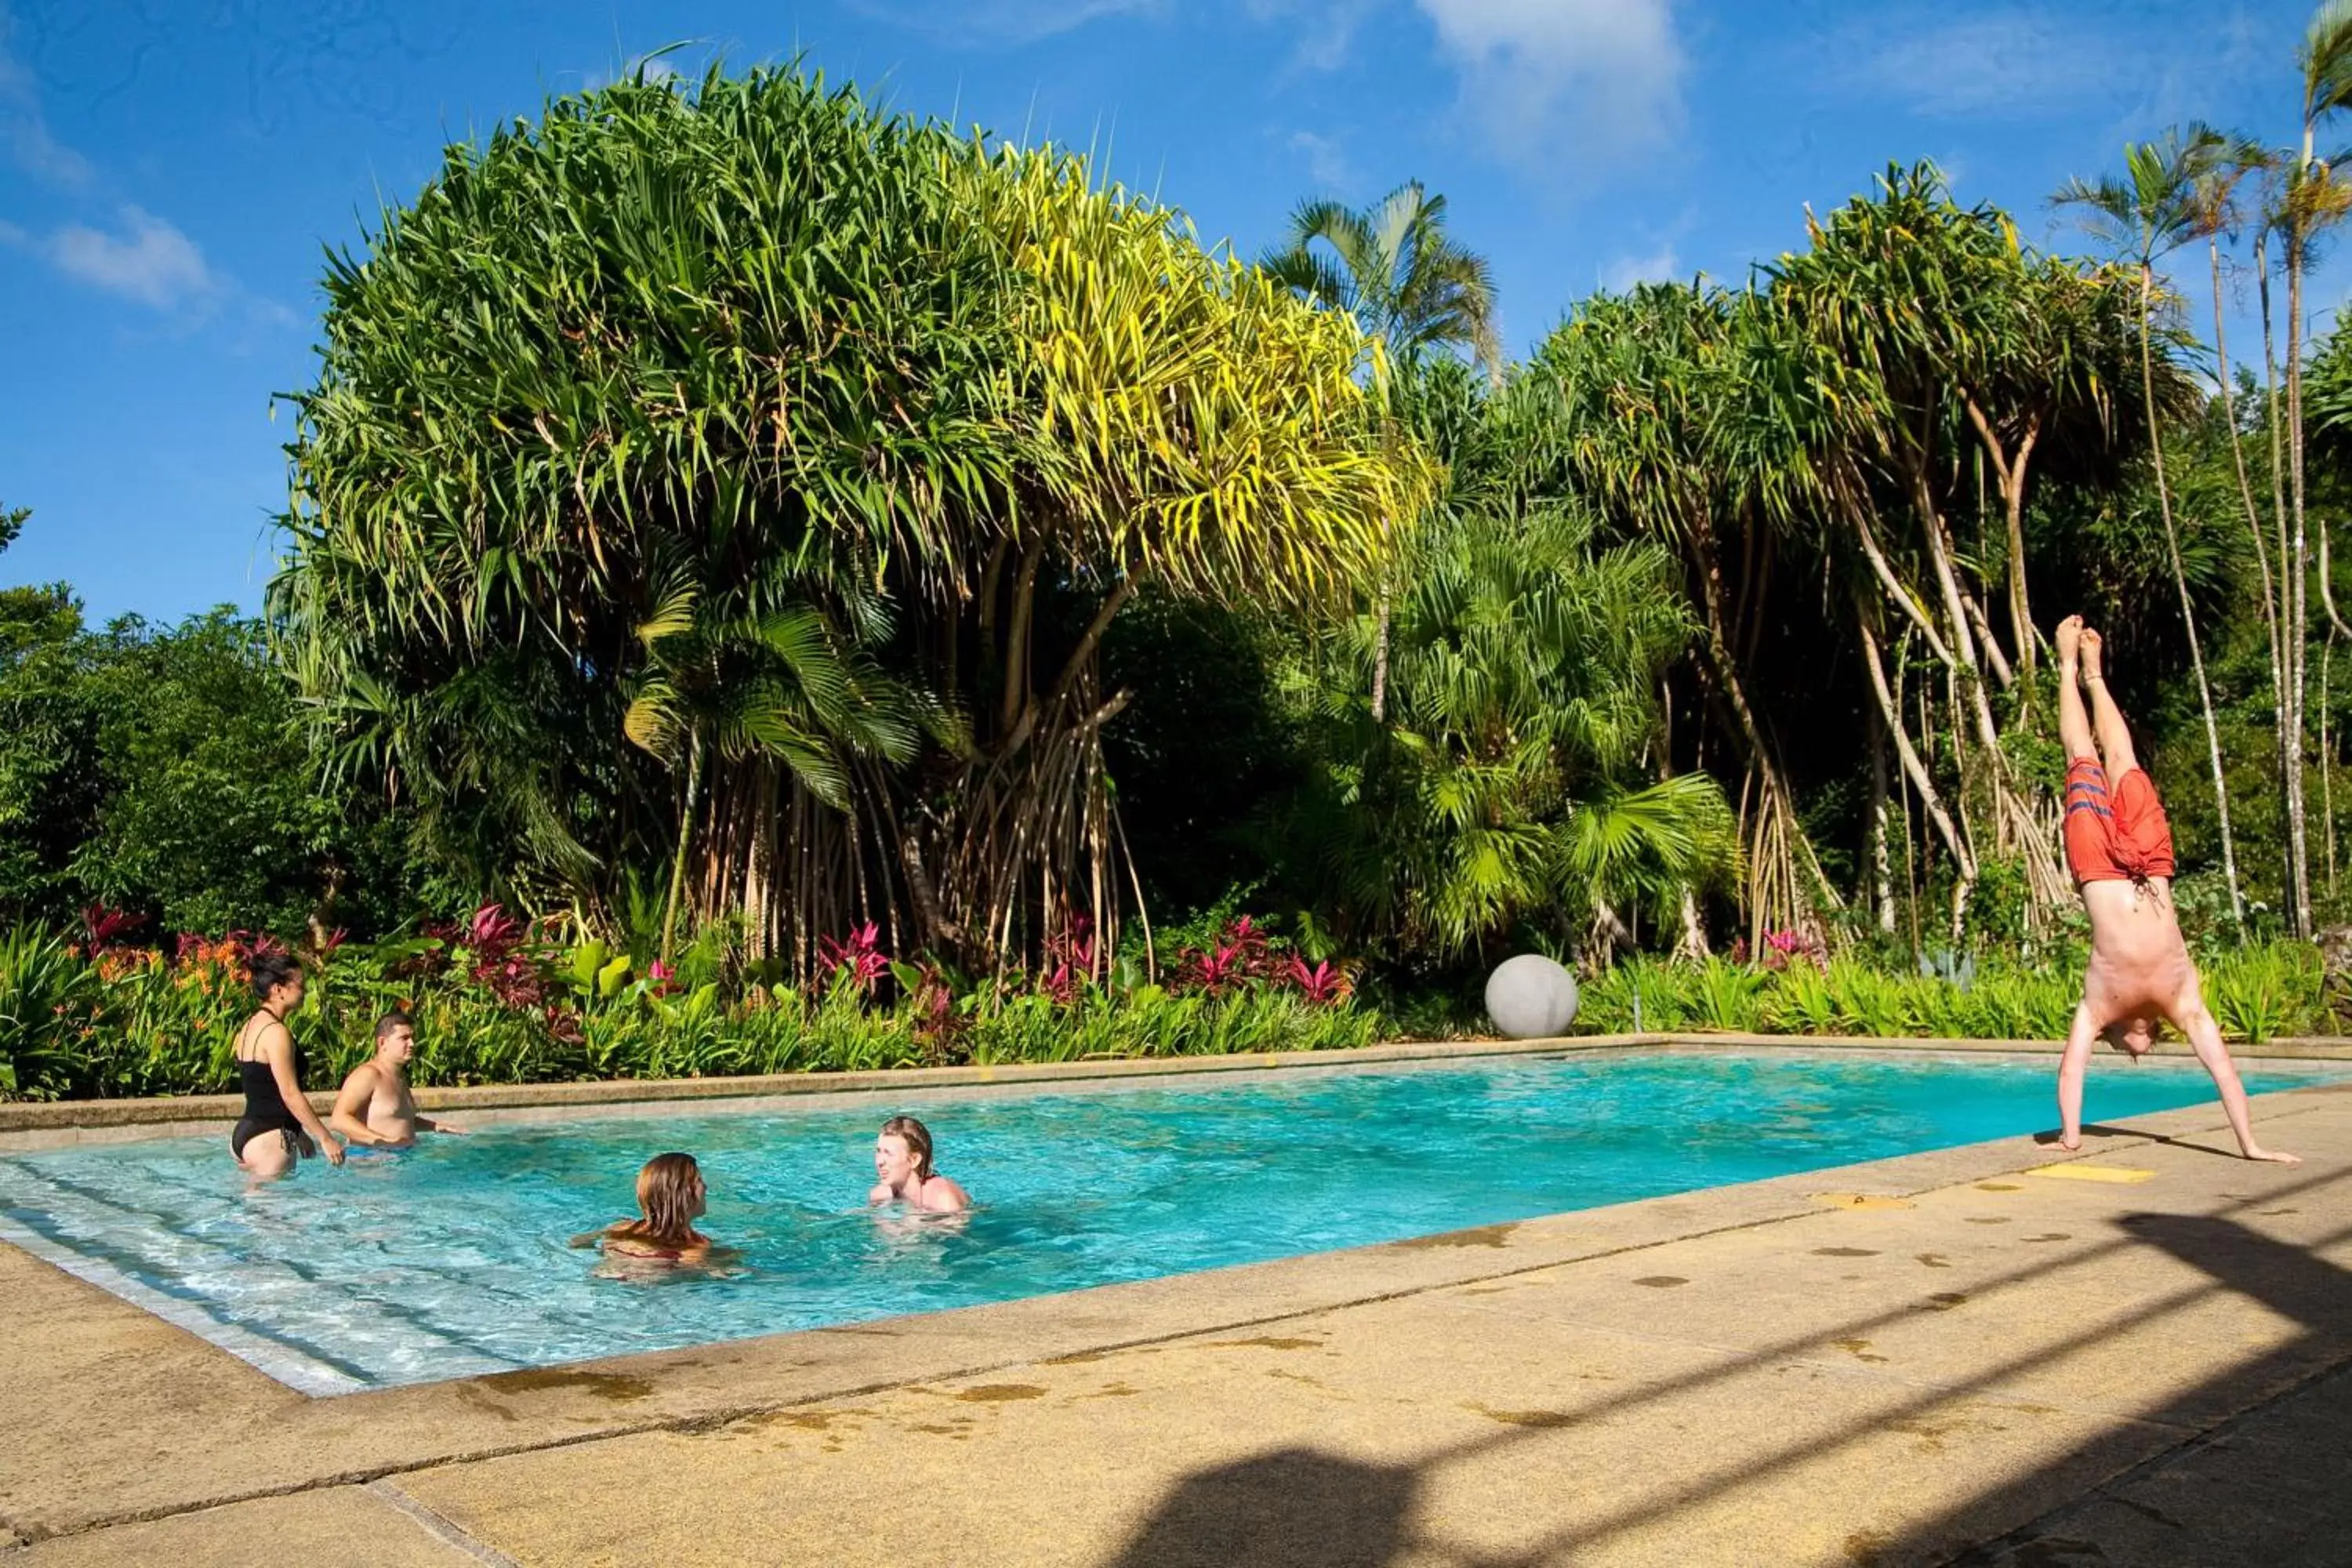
top-left (0, 1050), bottom-right (2328, 1392)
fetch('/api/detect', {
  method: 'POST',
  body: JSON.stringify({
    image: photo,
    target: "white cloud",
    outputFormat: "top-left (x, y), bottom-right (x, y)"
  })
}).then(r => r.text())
top-left (1844, 12), bottom-right (2092, 118)
top-left (1244, 0), bottom-right (1376, 73)
top-left (0, 9), bottom-right (91, 185)
top-left (1830, 5), bottom-right (2271, 125)
top-left (41, 206), bottom-right (215, 310)
top-left (1600, 243), bottom-right (1679, 292)
top-left (843, 0), bottom-right (1159, 46)
top-left (1288, 129), bottom-right (1356, 191)
top-left (1415, 0), bottom-right (1685, 173)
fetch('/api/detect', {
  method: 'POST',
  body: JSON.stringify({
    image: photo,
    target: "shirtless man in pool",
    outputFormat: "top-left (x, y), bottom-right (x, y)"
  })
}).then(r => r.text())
top-left (2055, 615), bottom-right (2296, 1163)
top-left (328, 1011), bottom-right (463, 1150)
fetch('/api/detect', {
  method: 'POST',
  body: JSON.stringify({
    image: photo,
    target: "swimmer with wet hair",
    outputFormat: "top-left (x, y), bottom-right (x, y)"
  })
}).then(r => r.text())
top-left (869, 1116), bottom-right (971, 1212)
top-left (572, 1152), bottom-right (719, 1263)
top-left (2053, 615), bottom-right (2296, 1163)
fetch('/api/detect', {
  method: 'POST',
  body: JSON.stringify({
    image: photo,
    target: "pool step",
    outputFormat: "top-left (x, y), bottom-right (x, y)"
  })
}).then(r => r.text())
top-left (0, 1160), bottom-right (517, 1388)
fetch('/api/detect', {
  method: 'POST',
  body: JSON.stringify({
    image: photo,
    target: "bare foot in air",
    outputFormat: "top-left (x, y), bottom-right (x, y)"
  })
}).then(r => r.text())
top-left (2055, 613), bottom-right (2083, 671)
top-left (2079, 626), bottom-right (2106, 684)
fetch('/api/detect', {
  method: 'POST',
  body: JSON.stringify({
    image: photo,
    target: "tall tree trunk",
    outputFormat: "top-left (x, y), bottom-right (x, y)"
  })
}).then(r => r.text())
top-left (2260, 230), bottom-right (2307, 932)
top-left (1961, 395), bottom-right (2040, 686)
top-left (2287, 224), bottom-right (2316, 937)
top-left (1857, 609), bottom-right (1976, 888)
top-left (2136, 262), bottom-right (2246, 933)
top-left (2213, 238), bottom-right (2287, 755)
top-left (659, 730), bottom-right (704, 967)
top-left (1690, 524), bottom-right (1838, 938)
top-left (1869, 707), bottom-right (1896, 935)
top-left (1369, 590), bottom-right (1391, 724)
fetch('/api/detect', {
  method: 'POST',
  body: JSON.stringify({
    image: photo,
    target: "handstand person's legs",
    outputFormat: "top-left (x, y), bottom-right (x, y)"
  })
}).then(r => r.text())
top-left (2078, 629), bottom-right (2139, 777)
top-left (2056, 615), bottom-right (2094, 760)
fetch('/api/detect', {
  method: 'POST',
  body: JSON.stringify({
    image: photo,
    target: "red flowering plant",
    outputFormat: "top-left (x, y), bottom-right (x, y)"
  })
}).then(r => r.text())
top-left (816, 922), bottom-right (889, 994)
top-left (1174, 916), bottom-right (1274, 997)
top-left (452, 903), bottom-right (551, 1011)
top-left (1038, 916), bottom-right (1099, 1006)
top-left (1283, 956), bottom-right (1353, 1005)
top-left (1759, 927), bottom-right (1828, 974)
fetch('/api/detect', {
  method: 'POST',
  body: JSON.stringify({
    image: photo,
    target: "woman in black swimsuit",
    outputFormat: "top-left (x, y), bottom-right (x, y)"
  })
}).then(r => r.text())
top-left (230, 953), bottom-right (344, 1178)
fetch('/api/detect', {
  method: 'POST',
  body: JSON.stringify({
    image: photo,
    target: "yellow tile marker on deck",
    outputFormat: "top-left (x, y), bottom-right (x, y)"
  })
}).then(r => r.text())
top-left (1809, 1192), bottom-right (1915, 1210)
top-left (2024, 1163), bottom-right (2156, 1184)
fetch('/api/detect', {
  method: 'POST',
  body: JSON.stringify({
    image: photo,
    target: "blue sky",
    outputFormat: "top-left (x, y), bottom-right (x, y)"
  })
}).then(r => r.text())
top-left (1, 0), bottom-right (2343, 622)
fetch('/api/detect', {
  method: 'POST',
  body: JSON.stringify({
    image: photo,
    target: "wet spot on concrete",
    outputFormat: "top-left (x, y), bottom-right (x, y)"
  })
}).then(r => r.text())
top-left (1471, 1403), bottom-right (1578, 1428)
top-left (1925, 1292), bottom-right (1969, 1310)
top-left (908, 1422), bottom-right (964, 1436)
top-left (1393, 1222), bottom-right (1518, 1250)
top-left (2024, 1233), bottom-right (2072, 1243)
top-left (1844, 1528), bottom-right (1892, 1565)
top-left (1043, 1349), bottom-right (1109, 1365)
top-left (1833, 1338), bottom-right (1889, 1364)
top-left (747, 1409), bottom-right (855, 1432)
top-left (1633, 1276), bottom-right (1689, 1288)
top-left (456, 1385), bottom-right (519, 1423)
top-left (1813, 1247), bottom-right (1879, 1258)
top-left (1965, 1217), bottom-right (2013, 1225)
top-left (956, 1384), bottom-right (1048, 1403)
top-left (1975, 1182), bottom-right (2024, 1192)
top-left (1085, 1382), bottom-right (1139, 1399)
top-left (1207, 1337), bottom-right (1324, 1351)
top-left (2261, 1207), bottom-right (2299, 1217)
top-left (477, 1368), bottom-right (655, 1402)
top-left (1916, 1253), bottom-right (1952, 1269)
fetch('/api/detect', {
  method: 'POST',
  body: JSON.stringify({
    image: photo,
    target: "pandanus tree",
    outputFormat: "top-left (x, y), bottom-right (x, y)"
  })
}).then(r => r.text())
top-left (2055, 125), bottom-right (2250, 932)
top-left (1759, 164), bottom-right (2155, 935)
top-left (274, 69), bottom-right (1423, 975)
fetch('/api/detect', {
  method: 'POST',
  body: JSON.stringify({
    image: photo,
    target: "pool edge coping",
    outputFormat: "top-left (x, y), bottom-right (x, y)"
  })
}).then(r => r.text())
top-left (8, 1029), bottom-right (2352, 1148)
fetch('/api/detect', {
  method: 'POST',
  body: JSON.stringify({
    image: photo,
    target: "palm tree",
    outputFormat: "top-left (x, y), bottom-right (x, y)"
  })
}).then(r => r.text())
top-left (1262, 182), bottom-right (1499, 722)
top-left (1261, 181), bottom-right (1502, 378)
top-left (621, 575), bottom-right (921, 965)
top-left (2056, 125), bottom-right (2248, 933)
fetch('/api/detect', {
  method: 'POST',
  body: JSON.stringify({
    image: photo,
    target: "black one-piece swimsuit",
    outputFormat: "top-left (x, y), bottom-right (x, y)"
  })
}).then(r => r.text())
top-left (230, 1037), bottom-right (312, 1162)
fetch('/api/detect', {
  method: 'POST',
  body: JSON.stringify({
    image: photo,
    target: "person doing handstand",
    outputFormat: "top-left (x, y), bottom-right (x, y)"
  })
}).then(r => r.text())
top-left (2054, 615), bottom-right (2296, 1163)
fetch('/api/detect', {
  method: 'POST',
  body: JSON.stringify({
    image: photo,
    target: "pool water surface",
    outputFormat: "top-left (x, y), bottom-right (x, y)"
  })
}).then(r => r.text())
top-left (0, 1050), bottom-right (2325, 1392)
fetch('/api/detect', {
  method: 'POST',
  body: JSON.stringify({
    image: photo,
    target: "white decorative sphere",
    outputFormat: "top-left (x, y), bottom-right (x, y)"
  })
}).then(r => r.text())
top-left (1485, 954), bottom-right (1580, 1040)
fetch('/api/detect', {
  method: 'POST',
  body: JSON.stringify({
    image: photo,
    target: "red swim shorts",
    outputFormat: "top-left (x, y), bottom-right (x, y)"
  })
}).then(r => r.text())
top-left (2063, 757), bottom-right (2176, 884)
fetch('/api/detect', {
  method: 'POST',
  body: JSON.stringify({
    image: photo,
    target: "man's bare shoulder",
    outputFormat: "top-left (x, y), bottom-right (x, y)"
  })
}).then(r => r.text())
top-left (338, 1059), bottom-right (386, 1091)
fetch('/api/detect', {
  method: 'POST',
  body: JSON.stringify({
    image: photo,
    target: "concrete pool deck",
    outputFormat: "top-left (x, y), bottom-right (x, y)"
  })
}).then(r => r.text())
top-left (2, 1040), bottom-right (2348, 1565)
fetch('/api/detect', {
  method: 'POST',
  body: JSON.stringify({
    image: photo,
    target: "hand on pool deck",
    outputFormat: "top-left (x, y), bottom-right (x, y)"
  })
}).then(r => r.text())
top-left (871, 1116), bottom-right (971, 1213)
top-left (2053, 615), bottom-right (2298, 1165)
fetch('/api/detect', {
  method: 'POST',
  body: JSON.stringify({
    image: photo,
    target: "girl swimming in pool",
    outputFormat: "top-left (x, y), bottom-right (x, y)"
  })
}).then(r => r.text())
top-left (572, 1152), bottom-right (719, 1265)
top-left (868, 1116), bottom-right (971, 1213)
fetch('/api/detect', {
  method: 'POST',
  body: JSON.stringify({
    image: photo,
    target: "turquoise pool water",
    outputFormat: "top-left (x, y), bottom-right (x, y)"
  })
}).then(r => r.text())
top-left (0, 1050), bottom-right (2326, 1392)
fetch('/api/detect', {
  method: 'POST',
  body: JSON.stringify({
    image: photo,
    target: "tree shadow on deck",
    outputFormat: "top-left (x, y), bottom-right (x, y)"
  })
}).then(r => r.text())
top-left (1092, 1170), bottom-right (2352, 1568)
top-left (1101, 1448), bottom-right (1417, 1568)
